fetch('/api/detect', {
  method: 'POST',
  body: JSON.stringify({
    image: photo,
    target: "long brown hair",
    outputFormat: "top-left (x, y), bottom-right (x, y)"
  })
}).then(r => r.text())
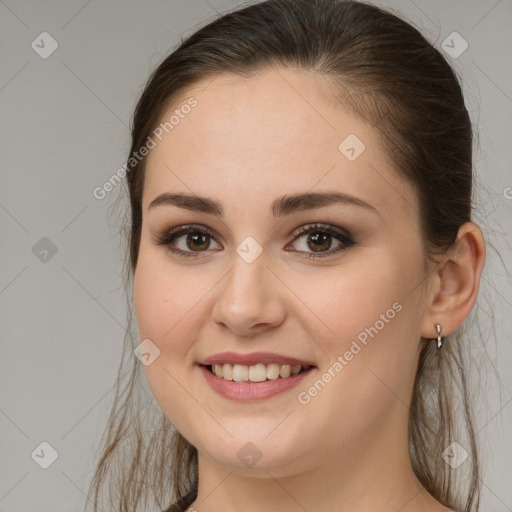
top-left (87, 1), bottom-right (485, 511)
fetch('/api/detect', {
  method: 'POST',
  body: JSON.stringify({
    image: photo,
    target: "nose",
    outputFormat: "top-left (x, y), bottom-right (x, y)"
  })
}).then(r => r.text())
top-left (212, 249), bottom-right (286, 336)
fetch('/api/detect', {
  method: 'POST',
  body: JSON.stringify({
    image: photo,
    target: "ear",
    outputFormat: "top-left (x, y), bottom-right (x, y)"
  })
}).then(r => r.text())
top-left (420, 221), bottom-right (486, 339)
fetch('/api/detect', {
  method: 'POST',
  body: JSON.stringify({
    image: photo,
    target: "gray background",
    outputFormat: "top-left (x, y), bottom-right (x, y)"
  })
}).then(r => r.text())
top-left (1, 0), bottom-right (511, 511)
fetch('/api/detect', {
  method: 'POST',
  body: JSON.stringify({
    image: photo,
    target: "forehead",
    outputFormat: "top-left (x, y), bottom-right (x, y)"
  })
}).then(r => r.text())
top-left (142, 68), bottom-right (417, 222)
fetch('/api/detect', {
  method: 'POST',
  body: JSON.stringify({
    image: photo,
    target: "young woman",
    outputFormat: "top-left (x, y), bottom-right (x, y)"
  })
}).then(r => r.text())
top-left (87, 1), bottom-right (487, 511)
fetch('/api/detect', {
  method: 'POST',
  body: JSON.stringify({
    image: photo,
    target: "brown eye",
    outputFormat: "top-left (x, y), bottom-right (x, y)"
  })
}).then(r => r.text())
top-left (305, 232), bottom-right (333, 252)
top-left (155, 225), bottom-right (221, 258)
top-left (288, 224), bottom-right (354, 259)
top-left (185, 232), bottom-right (211, 251)
top-left (155, 223), bottom-right (354, 260)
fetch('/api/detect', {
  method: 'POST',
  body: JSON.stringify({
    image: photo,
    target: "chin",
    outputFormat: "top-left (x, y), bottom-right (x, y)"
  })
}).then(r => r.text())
top-left (197, 430), bottom-right (307, 473)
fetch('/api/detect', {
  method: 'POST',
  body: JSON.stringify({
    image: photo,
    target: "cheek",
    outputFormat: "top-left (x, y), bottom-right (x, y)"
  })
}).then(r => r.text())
top-left (132, 247), bottom-right (218, 431)
top-left (295, 247), bottom-right (424, 398)
top-left (133, 247), bottom-right (204, 343)
top-left (295, 253), bottom-right (406, 349)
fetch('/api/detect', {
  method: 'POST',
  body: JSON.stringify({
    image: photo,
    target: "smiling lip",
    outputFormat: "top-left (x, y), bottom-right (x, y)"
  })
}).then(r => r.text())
top-left (199, 364), bottom-right (315, 401)
top-left (198, 351), bottom-right (316, 367)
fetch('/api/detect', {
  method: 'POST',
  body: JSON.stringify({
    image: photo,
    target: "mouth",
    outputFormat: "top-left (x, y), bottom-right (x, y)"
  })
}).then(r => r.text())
top-left (201, 362), bottom-right (315, 383)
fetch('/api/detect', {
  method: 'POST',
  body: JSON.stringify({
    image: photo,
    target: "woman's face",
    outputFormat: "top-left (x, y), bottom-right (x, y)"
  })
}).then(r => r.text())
top-left (134, 68), bottom-right (433, 476)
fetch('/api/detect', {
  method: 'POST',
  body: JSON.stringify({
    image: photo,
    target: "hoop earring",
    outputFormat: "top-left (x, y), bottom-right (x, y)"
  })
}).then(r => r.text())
top-left (435, 323), bottom-right (443, 349)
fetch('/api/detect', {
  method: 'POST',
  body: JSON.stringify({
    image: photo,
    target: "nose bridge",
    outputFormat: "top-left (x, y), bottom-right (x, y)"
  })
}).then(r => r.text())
top-left (212, 240), bottom-right (284, 333)
top-left (222, 245), bottom-right (269, 312)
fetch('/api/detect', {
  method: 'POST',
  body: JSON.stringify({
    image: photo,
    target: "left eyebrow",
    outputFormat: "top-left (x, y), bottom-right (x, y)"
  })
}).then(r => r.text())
top-left (271, 191), bottom-right (380, 217)
top-left (148, 190), bottom-right (380, 217)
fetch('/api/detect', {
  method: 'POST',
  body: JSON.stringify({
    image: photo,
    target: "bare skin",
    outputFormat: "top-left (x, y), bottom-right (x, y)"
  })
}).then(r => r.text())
top-left (133, 67), bottom-right (485, 512)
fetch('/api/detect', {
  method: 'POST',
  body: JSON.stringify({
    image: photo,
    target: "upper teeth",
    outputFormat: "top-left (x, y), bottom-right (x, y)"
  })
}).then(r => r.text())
top-left (211, 363), bottom-right (308, 382)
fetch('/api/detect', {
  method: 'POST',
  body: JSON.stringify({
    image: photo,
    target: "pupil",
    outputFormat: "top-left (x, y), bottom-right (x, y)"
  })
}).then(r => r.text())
top-left (188, 233), bottom-right (209, 251)
top-left (308, 233), bottom-right (331, 252)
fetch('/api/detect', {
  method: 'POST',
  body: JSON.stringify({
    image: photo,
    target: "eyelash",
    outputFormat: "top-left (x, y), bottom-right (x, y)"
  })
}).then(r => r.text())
top-left (154, 223), bottom-right (354, 260)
